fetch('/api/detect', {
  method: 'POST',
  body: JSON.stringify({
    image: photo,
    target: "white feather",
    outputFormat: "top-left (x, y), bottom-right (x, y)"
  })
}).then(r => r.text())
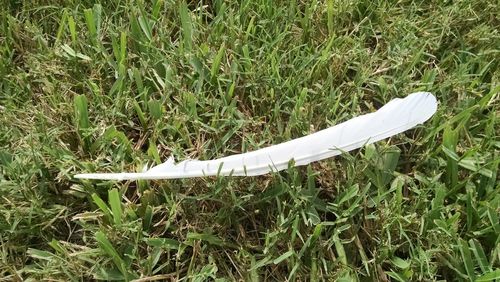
top-left (74, 92), bottom-right (437, 180)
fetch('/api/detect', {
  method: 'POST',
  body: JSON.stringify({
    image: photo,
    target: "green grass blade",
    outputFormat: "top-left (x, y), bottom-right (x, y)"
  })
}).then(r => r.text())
top-left (477, 269), bottom-right (500, 282)
top-left (95, 231), bottom-right (128, 279)
top-left (211, 43), bottom-right (225, 80)
top-left (327, 0), bottom-right (334, 35)
top-left (74, 95), bottom-right (90, 130)
top-left (179, 1), bottom-right (192, 52)
top-left (108, 188), bottom-right (122, 226)
top-left (469, 239), bottom-right (492, 273)
top-left (273, 250), bottom-right (294, 264)
top-left (459, 239), bottom-right (476, 281)
top-left (74, 94), bottom-right (91, 150)
top-left (84, 9), bottom-right (97, 44)
top-left (68, 15), bottom-right (77, 44)
top-left (91, 193), bottom-right (113, 222)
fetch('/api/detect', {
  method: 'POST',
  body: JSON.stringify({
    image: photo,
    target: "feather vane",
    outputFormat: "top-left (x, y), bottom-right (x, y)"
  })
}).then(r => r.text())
top-left (75, 92), bottom-right (437, 180)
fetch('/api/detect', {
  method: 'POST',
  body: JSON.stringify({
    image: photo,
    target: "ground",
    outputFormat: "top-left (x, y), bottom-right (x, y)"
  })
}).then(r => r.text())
top-left (0, 0), bottom-right (499, 281)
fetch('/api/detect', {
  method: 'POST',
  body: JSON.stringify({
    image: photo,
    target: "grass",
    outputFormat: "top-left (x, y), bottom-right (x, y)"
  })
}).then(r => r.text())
top-left (0, 0), bottom-right (498, 280)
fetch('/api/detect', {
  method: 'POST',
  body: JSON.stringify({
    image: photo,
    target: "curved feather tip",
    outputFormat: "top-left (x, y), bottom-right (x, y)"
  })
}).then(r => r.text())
top-left (74, 92), bottom-right (437, 180)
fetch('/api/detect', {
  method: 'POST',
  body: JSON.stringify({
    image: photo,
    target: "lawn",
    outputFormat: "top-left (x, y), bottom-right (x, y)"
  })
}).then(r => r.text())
top-left (0, 0), bottom-right (498, 280)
